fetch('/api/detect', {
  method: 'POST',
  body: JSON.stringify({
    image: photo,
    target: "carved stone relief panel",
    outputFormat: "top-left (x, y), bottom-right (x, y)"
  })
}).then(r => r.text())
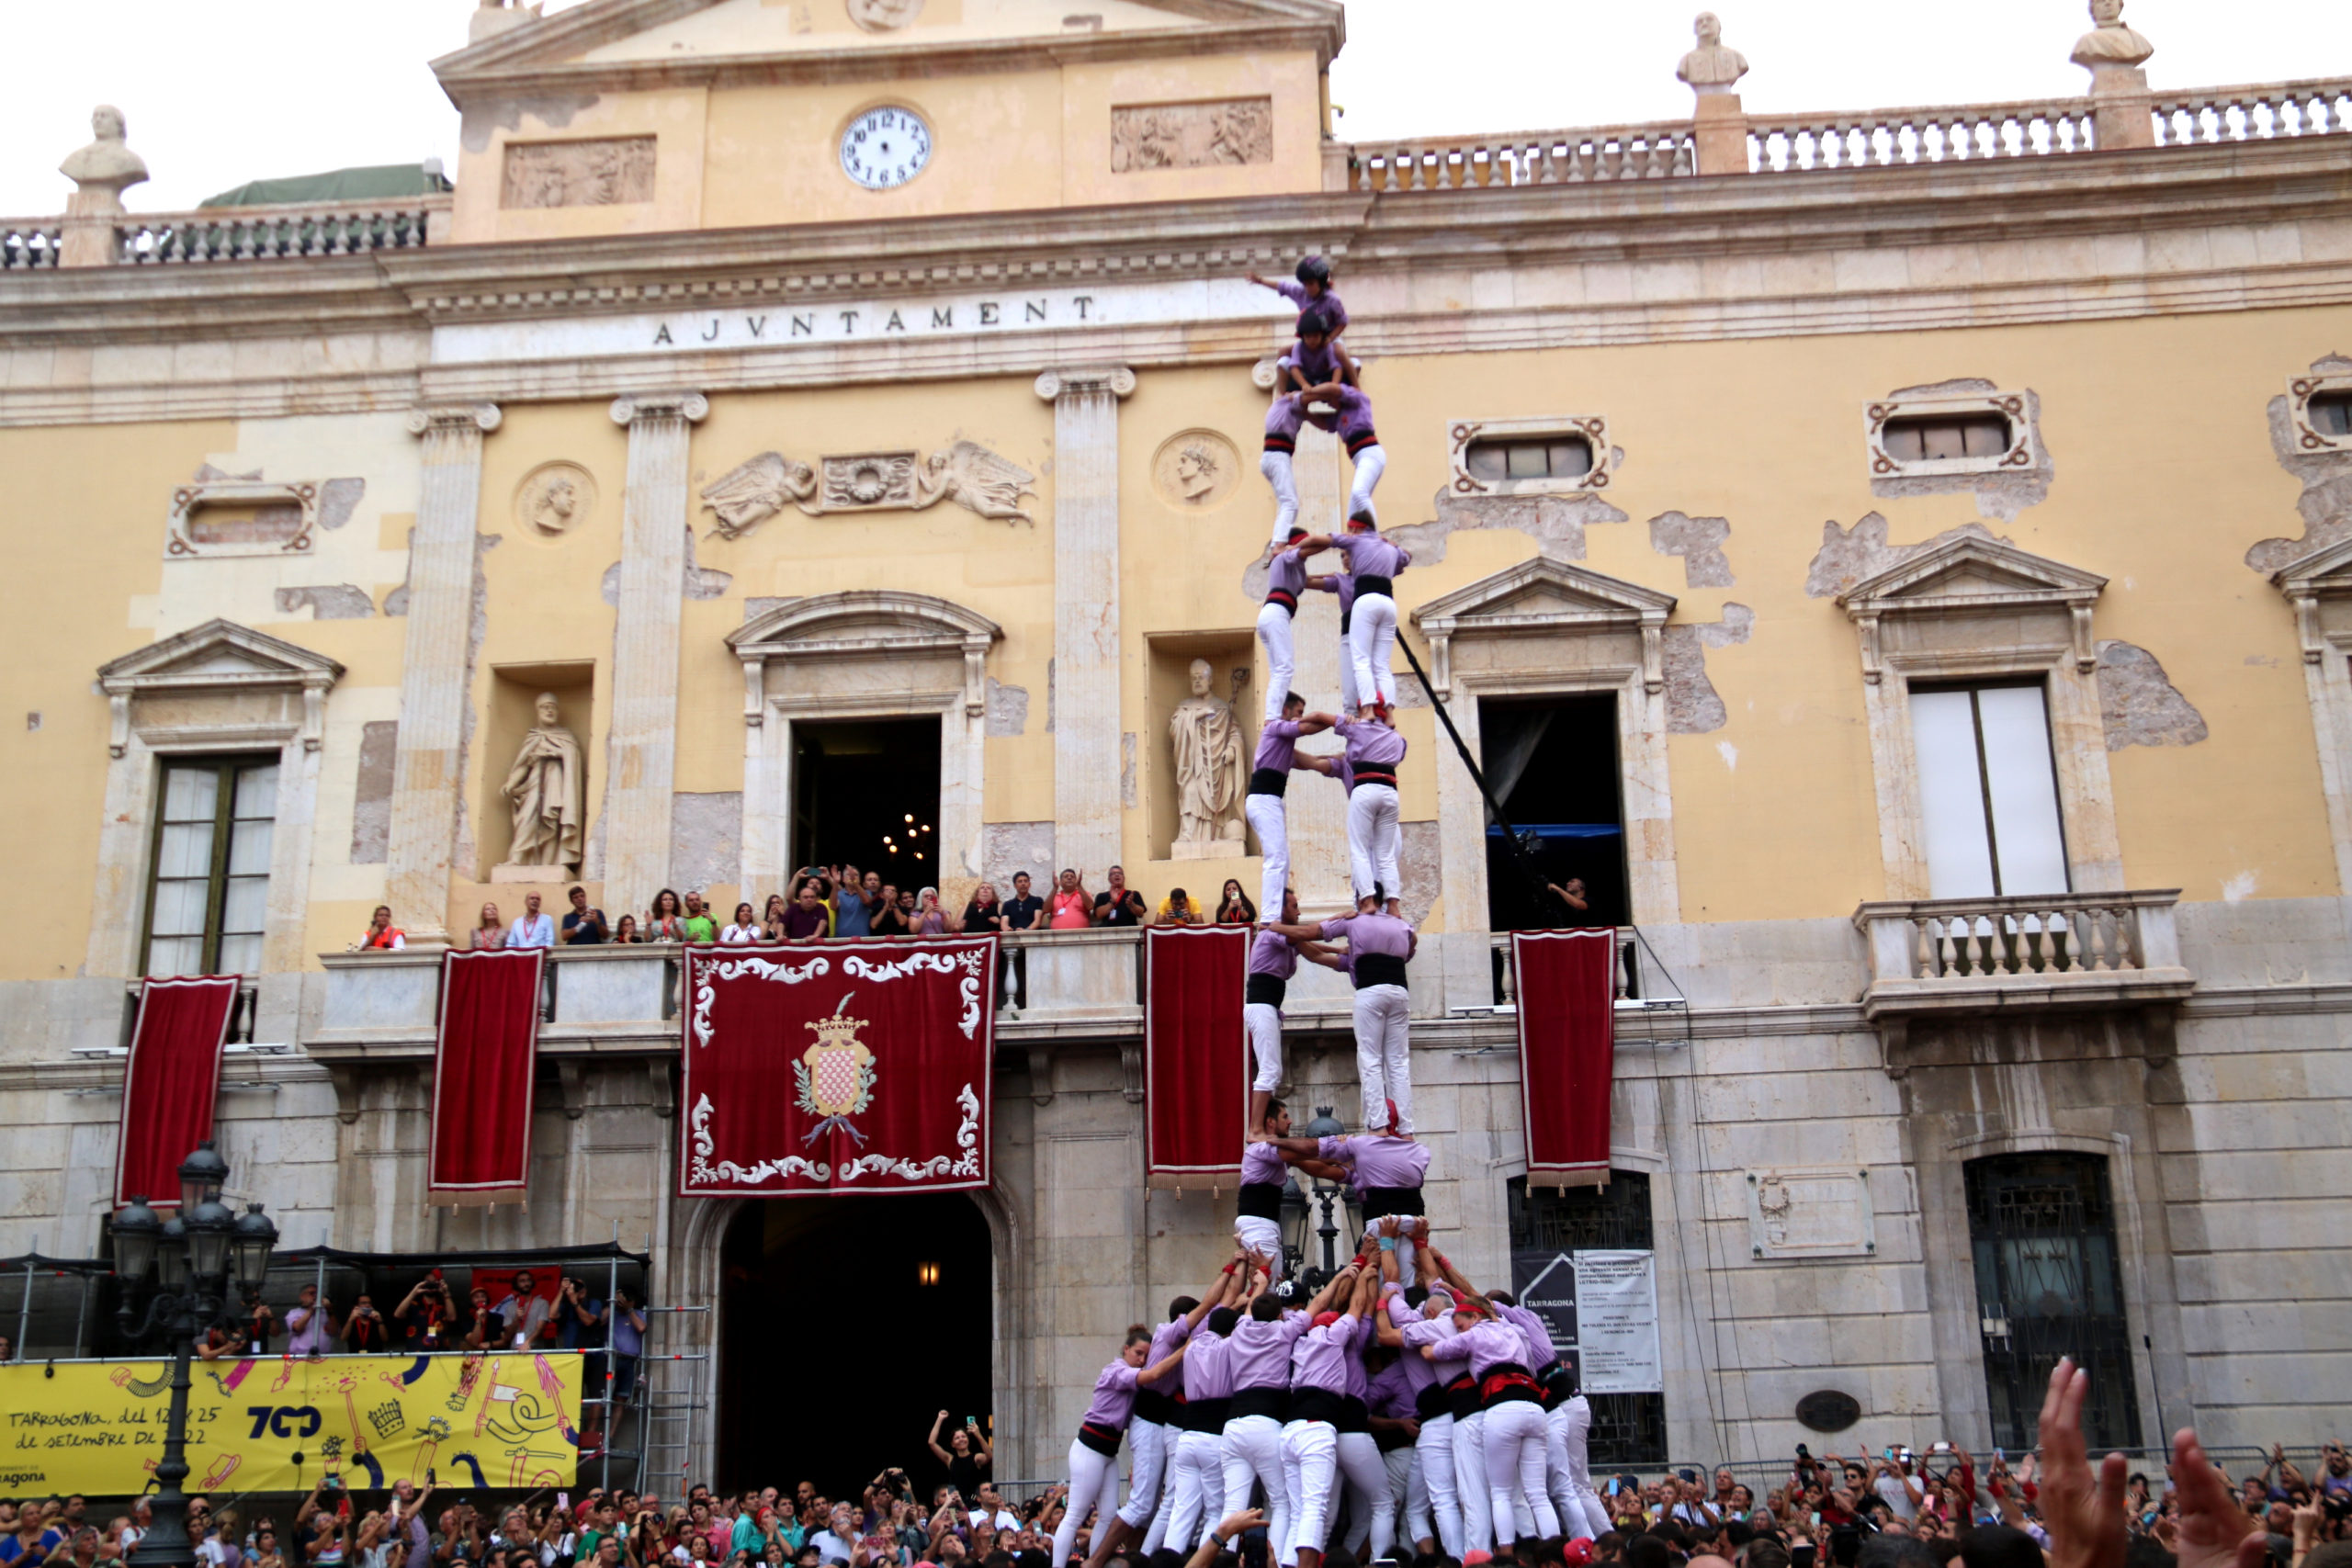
top-left (1110, 98), bottom-right (1274, 173)
top-left (699, 442), bottom-right (1036, 537)
top-left (1745, 1168), bottom-right (1878, 1260)
top-left (824, 451), bottom-right (921, 511)
top-left (501, 137), bottom-right (657, 209)
top-left (848, 0), bottom-right (923, 29)
top-left (166, 479), bottom-right (319, 558)
top-left (514, 461), bottom-right (598, 537)
top-left (1151, 430), bottom-right (1242, 511)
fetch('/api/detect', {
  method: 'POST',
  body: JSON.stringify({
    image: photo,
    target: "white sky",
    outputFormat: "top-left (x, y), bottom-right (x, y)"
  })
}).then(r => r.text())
top-left (2, 0), bottom-right (2346, 215)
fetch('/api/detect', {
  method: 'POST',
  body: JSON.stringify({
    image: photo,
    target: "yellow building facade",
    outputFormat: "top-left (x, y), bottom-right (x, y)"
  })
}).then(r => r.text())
top-left (4, 0), bottom-right (2351, 1487)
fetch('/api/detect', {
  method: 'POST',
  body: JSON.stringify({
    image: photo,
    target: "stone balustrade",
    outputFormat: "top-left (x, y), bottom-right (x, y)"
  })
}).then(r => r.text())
top-left (113, 197), bottom-right (448, 264)
top-left (2149, 78), bottom-right (2352, 145)
top-left (0, 221), bottom-right (62, 269)
top-left (1852, 888), bottom-right (2194, 1022)
top-left (1346, 124), bottom-right (1696, 192)
top-left (1744, 99), bottom-right (2098, 172)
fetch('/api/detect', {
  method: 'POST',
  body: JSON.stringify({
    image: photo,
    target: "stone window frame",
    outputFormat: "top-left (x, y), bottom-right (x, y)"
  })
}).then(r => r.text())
top-left (2268, 536), bottom-right (2352, 894)
top-left (1864, 388), bottom-right (2041, 480)
top-left (165, 479), bottom-right (320, 559)
top-left (1446, 414), bottom-right (1615, 499)
top-left (86, 618), bottom-right (345, 985)
top-left (2288, 368), bottom-right (2352, 454)
top-left (1412, 557), bottom-right (1680, 1002)
top-left (727, 590), bottom-right (1001, 897)
top-left (1838, 536), bottom-right (2122, 899)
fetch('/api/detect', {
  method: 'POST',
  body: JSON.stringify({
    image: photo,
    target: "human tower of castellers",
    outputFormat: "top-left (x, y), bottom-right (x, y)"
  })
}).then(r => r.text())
top-left (1045, 261), bottom-right (1608, 1568)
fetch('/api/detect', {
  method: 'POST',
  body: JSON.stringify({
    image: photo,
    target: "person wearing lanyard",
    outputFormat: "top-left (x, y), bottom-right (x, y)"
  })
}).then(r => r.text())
top-left (1255, 533), bottom-right (1340, 726)
top-left (1046, 1325), bottom-right (1187, 1568)
top-left (1082, 1264), bottom-right (1234, 1568)
top-left (1164, 1264), bottom-right (1256, 1556)
top-left (1243, 694), bottom-right (1339, 932)
top-left (1376, 1258), bottom-right (1467, 1559)
top-left (1329, 714), bottom-right (1406, 913)
top-left (1278, 1265), bottom-right (1375, 1568)
top-left (1244, 893), bottom-right (1348, 1140)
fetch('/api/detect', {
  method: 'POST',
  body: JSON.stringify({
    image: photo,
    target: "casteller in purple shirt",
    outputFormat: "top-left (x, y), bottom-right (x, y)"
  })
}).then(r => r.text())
top-left (1079, 1358), bottom-right (1142, 1431)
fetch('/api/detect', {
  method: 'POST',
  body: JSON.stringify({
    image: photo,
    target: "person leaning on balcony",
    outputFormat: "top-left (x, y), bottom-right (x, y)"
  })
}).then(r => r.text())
top-left (361, 906), bottom-right (405, 951)
top-left (561, 885), bottom-right (608, 945)
top-left (1155, 888), bottom-right (1200, 926)
top-left (681, 892), bottom-right (718, 943)
top-left (722, 902), bottom-right (763, 944)
top-left (507, 891), bottom-right (557, 950)
top-left (646, 888), bottom-right (686, 942)
top-left (962, 882), bottom-right (1008, 934)
top-left (1048, 868), bottom-right (1092, 931)
top-left (468, 902), bottom-right (507, 950)
top-left (871, 883), bottom-right (910, 937)
top-left (1094, 865), bottom-right (1148, 927)
top-left (782, 880), bottom-right (831, 942)
top-left (611, 913), bottom-right (642, 944)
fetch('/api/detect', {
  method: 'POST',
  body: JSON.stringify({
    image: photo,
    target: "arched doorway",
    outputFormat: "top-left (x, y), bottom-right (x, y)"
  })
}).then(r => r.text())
top-left (718, 1194), bottom-right (995, 1496)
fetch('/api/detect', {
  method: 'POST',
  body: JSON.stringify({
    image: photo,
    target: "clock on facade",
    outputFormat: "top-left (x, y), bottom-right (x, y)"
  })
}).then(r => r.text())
top-left (839, 107), bottom-right (933, 189)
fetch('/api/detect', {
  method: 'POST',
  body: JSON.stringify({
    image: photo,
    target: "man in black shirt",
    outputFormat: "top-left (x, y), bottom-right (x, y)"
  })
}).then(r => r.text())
top-left (998, 871), bottom-right (1046, 1013)
top-left (1093, 864), bottom-right (1147, 927)
top-left (562, 885), bottom-right (608, 944)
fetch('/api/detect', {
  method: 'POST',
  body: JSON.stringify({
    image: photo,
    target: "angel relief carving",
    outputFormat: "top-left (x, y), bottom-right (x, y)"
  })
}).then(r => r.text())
top-left (700, 441), bottom-right (1036, 538)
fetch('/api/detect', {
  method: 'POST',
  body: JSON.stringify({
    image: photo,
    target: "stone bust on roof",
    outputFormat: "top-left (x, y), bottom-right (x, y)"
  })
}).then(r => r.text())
top-left (60, 106), bottom-right (148, 205)
top-left (2070, 0), bottom-right (2154, 68)
top-left (1677, 13), bottom-right (1748, 93)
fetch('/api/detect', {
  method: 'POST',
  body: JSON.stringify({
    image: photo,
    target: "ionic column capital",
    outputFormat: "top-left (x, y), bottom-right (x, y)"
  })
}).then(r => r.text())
top-left (1033, 366), bottom-right (1136, 402)
top-left (405, 403), bottom-right (502, 437)
top-left (610, 389), bottom-right (710, 426)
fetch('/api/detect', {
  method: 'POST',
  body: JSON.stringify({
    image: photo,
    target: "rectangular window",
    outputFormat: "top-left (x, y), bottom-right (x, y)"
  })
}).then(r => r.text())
top-left (1880, 413), bottom-right (2013, 462)
top-left (142, 756), bottom-right (277, 977)
top-left (1910, 683), bottom-right (2068, 897)
top-left (1506, 1173), bottom-right (1668, 1468)
top-left (1464, 435), bottom-right (1595, 483)
top-left (2313, 392), bottom-right (2352, 437)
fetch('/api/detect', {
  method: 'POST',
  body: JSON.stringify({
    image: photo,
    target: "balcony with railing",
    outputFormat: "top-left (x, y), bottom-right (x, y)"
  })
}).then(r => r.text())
top-left (1851, 889), bottom-right (2194, 1021)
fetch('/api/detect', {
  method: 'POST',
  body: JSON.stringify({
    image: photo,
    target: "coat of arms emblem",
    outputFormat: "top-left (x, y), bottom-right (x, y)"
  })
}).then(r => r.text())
top-left (795, 995), bottom-right (877, 1145)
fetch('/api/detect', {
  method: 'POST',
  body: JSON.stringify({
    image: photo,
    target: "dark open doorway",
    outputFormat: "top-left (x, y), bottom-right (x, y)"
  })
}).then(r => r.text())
top-left (1480, 694), bottom-right (1629, 930)
top-left (718, 1194), bottom-right (994, 1495)
top-left (792, 718), bottom-right (943, 884)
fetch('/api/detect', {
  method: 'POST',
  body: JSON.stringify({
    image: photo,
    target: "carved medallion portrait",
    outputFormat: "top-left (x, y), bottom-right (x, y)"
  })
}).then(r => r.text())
top-left (515, 462), bottom-right (598, 537)
top-left (1152, 430), bottom-right (1242, 511)
top-left (847, 0), bottom-right (923, 31)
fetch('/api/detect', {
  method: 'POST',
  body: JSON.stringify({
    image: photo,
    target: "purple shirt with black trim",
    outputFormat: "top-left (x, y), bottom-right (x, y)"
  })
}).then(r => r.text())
top-left (1316, 910), bottom-right (1416, 985)
top-left (1497, 1302), bottom-right (1559, 1370)
top-left (1335, 718), bottom-right (1406, 776)
top-left (1332, 530), bottom-right (1409, 585)
top-left (1290, 1310), bottom-right (1366, 1398)
top-left (1080, 1359), bottom-right (1142, 1429)
top-left (1456, 1317), bottom-right (1536, 1379)
top-left (1254, 719), bottom-right (1305, 773)
top-left (1185, 1322), bottom-right (1238, 1401)
top-left (1227, 1313), bottom-right (1307, 1393)
top-left (1273, 279), bottom-right (1350, 335)
top-left (1240, 1140), bottom-right (1289, 1186)
top-left (1368, 1351), bottom-right (1417, 1417)
top-left (1318, 1134), bottom-right (1430, 1197)
top-left (1248, 928), bottom-right (1299, 983)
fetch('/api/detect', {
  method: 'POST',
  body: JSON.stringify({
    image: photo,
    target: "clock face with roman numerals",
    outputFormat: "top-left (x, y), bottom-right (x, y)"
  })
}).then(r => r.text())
top-left (839, 107), bottom-right (933, 190)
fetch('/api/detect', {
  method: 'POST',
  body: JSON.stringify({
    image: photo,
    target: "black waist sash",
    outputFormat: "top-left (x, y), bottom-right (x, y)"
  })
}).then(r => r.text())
top-left (1480, 1366), bottom-right (1544, 1409)
top-left (1229, 1385), bottom-right (1289, 1423)
top-left (1265, 591), bottom-right (1298, 615)
top-left (1337, 1395), bottom-right (1372, 1436)
top-left (1249, 767), bottom-right (1289, 798)
top-left (1446, 1372), bottom-right (1480, 1421)
top-left (1539, 1361), bottom-right (1573, 1409)
top-left (1353, 952), bottom-right (1408, 989)
top-left (1135, 1388), bottom-right (1179, 1426)
top-left (1237, 1181), bottom-right (1283, 1221)
top-left (1414, 1382), bottom-right (1451, 1422)
top-left (1288, 1388), bottom-right (1346, 1427)
top-left (1354, 573), bottom-right (1395, 599)
top-left (1079, 1422), bottom-right (1123, 1457)
top-left (1184, 1396), bottom-right (1231, 1434)
top-left (1361, 1185), bottom-right (1425, 1221)
top-left (1245, 973), bottom-right (1288, 1010)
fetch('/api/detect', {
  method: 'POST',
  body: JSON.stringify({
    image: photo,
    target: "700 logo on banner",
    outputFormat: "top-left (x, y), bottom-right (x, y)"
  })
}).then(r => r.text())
top-left (244, 1405), bottom-right (324, 1438)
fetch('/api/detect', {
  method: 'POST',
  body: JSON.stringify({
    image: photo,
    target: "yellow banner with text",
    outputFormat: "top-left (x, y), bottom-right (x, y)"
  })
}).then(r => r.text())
top-left (0, 1352), bottom-right (582, 1495)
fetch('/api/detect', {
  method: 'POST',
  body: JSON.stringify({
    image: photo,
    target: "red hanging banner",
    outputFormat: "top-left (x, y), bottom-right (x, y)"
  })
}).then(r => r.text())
top-left (1145, 926), bottom-right (1250, 1186)
top-left (679, 939), bottom-right (995, 1197)
top-left (429, 948), bottom-right (547, 1205)
top-left (115, 975), bottom-right (240, 1208)
top-left (1511, 930), bottom-right (1619, 1189)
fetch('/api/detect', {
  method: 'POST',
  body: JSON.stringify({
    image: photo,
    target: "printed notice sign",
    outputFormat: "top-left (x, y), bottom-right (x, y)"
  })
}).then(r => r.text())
top-left (1570, 1248), bottom-right (1663, 1394)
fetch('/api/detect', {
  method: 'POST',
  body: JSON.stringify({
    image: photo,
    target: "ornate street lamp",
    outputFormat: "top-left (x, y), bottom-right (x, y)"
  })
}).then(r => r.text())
top-left (1291, 1106), bottom-right (1362, 1292)
top-left (113, 1145), bottom-right (278, 1568)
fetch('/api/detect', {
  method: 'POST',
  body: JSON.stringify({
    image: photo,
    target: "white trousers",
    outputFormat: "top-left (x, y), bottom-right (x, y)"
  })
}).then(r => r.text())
top-left (1346, 783), bottom-right (1400, 906)
top-left (1347, 591), bottom-right (1399, 711)
top-left (1417, 1412), bottom-right (1465, 1558)
top-left (1257, 601), bottom-right (1297, 723)
top-left (1483, 1401), bottom-right (1560, 1545)
top-left (1118, 1416), bottom-right (1171, 1528)
top-left (1349, 445), bottom-right (1387, 526)
top-left (1453, 1408), bottom-right (1493, 1552)
top-left (1335, 1430), bottom-right (1394, 1562)
top-left (1246, 791), bottom-right (1290, 927)
top-left (1262, 449), bottom-right (1300, 545)
top-left (1053, 1438), bottom-right (1122, 1568)
top-left (1166, 1428), bottom-right (1228, 1553)
top-left (1340, 629), bottom-right (1360, 716)
top-left (1279, 1419), bottom-right (1339, 1566)
top-left (1235, 1213), bottom-right (1283, 1272)
top-left (1351, 982), bottom-right (1412, 1134)
top-left (1390, 1442), bottom-right (1435, 1551)
top-left (1222, 1415), bottom-right (1290, 1565)
top-left (1547, 1396), bottom-right (1612, 1539)
top-left (1355, 1217), bottom-right (1423, 1288)
top-left (1246, 1000), bottom-right (1285, 1095)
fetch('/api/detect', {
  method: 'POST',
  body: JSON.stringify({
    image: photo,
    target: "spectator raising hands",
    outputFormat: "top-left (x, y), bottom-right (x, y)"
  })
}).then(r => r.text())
top-left (2039, 1355), bottom-right (2266, 1568)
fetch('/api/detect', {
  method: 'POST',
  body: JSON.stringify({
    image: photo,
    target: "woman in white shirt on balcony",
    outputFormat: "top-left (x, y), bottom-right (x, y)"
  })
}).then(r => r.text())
top-left (721, 902), bottom-right (763, 943)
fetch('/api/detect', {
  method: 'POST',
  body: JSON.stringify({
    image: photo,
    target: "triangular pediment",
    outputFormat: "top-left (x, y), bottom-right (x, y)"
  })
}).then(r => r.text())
top-left (1412, 556), bottom-right (1678, 636)
top-left (2271, 534), bottom-right (2352, 594)
top-left (1838, 536), bottom-right (2106, 615)
top-left (435, 0), bottom-right (1342, 87)
top-left (98, 619), bottom-right (345, 693)
top-left (728, 590), bottom-right (1001, 655)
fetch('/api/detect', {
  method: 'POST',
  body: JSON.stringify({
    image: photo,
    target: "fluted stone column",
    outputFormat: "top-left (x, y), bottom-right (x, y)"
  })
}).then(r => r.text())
top-left (605, 391), bottom-right (709, 908)
top-left (1035, 367), bottom-right (1135, 877)
top-left (386, 403), bottom-right (501, 944)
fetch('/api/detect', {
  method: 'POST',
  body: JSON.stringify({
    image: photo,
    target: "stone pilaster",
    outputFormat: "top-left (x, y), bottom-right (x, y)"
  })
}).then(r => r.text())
top-left (386, 403), bottom-right (501, 944)
top-left (605, 390), bottom-right (709, 908)
top-left (1034, 367), bottom-right (1135, 877)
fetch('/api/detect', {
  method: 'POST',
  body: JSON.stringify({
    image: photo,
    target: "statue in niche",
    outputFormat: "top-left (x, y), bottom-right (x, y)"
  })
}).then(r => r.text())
top-left (1169, 658), bottom-right (1246, 851)
top-left (503, 693), bottom-right (586, 867)
top-left (1676, 13), bottom-right (1749, 92)
top-left (2070, 0), bottom-right (2153, 68)
top-left (61, 106), bottom-right (148, 210)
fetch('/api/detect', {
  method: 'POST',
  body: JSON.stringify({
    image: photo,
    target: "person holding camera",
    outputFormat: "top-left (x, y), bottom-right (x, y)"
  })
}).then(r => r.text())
top-left (498, 1271), bottom-right (553, 1348)
top-left (927, 1413), bottom-right (992, 1502)
top-left (339, 1293), bottom-right (390, 1354)
top-left (285, 1283), bottom-right (334, 1358)
top-left (611, 1290), bottom-right (648, 1404)
top-left (393, 1273), bottom-right (455, 1353)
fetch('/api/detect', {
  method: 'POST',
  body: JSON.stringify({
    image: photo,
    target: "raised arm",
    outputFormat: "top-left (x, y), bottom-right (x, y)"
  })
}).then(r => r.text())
top-left (926, 1409), bottom-right (955, 1466)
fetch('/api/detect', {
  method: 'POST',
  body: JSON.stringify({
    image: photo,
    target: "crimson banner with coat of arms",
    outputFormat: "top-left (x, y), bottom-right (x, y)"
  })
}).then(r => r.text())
top-left (678, 938), bottom-right (996, 1196)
